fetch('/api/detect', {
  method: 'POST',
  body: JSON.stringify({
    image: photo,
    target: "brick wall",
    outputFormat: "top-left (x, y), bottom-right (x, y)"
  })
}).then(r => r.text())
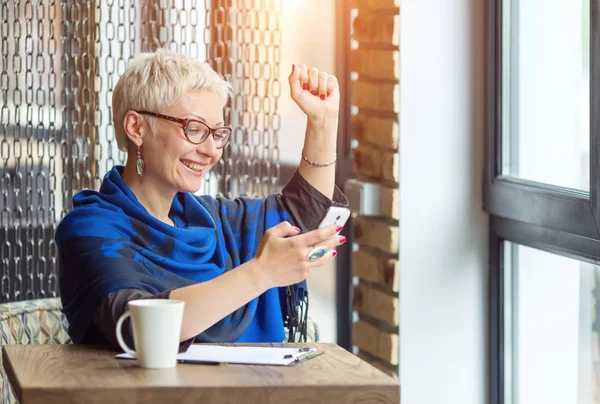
top-left (347, 0), bottom-right (400, 378)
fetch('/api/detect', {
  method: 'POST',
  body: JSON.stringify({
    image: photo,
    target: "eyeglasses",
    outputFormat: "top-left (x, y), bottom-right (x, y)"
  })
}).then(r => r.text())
top-left (136, 110), bottom-right (232, 149)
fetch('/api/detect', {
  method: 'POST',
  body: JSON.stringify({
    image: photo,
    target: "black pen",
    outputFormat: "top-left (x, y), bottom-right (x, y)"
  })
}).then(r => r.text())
top-left (283, 350), bottom-right (324, 362)
top-left (283, 348), bottom-right (314, 360)
top-left (178, 359), bottom-right (221, 365)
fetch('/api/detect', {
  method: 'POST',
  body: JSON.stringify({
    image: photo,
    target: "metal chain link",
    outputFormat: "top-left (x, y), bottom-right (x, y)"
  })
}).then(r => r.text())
top-left (59, 0), bottom-right (72, 222)
top-left (47, 0), bottom-right (59, 297)
top-left (210, 0), bottom-right (231, 197)
top-left (24, 0), bottom-right (35, 300)
top-left (1, 0), bottom-right (12, 301)
top-left (13, 0), bottom-right (25, 300)
top-left (227, 0), bottom-right (281, 198)
top-left (104, 0), bottom-right (116, 174)
top-left (93, 0), bottom-right (102, 190)
top-left (0, 0), bottom-right (282, 302)
top-left (34, 0), bottom-right (47, 298)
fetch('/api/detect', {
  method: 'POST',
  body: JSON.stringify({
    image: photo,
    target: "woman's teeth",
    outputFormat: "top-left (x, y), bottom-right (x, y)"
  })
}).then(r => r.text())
top-left (183, 161), bottom-right (203, 172)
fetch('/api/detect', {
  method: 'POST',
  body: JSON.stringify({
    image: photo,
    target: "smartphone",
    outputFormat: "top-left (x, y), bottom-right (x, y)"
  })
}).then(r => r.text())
top-left (317, 206), bottom-right (351, 230)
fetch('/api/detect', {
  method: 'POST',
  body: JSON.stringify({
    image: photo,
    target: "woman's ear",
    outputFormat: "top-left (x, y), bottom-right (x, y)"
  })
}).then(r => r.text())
top-left (123, 111), bottom-right (146, 147)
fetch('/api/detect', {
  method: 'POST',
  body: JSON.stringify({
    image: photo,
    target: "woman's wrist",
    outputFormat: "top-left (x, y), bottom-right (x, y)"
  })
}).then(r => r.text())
top-left (303, 117), bottom-right (338, 154)
top-left (241, 259), bottom-right (273, 293)
top-left (306, 116), bottom-right (339, 135)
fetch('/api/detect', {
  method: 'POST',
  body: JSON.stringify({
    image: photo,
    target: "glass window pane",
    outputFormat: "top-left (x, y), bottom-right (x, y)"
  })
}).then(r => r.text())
top-left (502, 0), bottom-right (590, 191)
top-left (504, 242), bottom-right (598, 404)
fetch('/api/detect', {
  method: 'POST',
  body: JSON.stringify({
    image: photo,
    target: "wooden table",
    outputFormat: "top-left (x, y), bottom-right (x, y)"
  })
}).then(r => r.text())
top-left (3, 343), bottom-right (400, 403)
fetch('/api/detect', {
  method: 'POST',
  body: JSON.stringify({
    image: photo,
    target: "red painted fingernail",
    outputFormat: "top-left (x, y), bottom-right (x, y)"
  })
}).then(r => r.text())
top-left (302, 83), bottom-right (308, 90)
top-left (320, 94), bottom-right (326, 100)
top-left (311, 90), bottom-right (317, 95)
top-left (293, 226), bottom-right (301, 232)
top-left (292, 64), bottom-right (295, 72)
top-left (339, 236), bottom-right (347, 244)
top-left (336, 225), bottom-right (343, 232)
top-left (332, 251), bottom-right (337, 258)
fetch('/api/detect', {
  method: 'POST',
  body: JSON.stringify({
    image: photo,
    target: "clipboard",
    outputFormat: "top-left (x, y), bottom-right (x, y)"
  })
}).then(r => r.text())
top-left (116, 345), bottom-right (323, 366)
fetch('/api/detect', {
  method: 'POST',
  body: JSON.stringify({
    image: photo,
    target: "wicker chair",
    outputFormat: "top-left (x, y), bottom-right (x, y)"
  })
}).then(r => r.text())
top-left (0, 298), bottom-right (71, 404)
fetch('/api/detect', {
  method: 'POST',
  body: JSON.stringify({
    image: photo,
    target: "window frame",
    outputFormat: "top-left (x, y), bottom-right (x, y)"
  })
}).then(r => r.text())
top-left (486, 1), bottom-right (600, 403)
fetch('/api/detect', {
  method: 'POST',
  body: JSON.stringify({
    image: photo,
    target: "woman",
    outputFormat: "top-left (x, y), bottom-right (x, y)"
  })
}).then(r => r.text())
top-left (55, 48), bottom-right (348, 349)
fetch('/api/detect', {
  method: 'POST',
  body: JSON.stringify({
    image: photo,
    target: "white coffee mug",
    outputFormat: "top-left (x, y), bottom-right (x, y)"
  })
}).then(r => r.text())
top-left (115, 299), bottom-right (185, 369)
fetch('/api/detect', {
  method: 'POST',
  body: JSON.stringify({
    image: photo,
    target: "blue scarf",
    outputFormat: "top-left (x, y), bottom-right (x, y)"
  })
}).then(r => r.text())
top-left (55, 166), bottom-right (307, 344)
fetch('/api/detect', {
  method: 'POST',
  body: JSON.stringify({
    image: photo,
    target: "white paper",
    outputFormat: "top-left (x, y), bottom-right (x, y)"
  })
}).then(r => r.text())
top-left (115, 345), bottom-right (319, 366)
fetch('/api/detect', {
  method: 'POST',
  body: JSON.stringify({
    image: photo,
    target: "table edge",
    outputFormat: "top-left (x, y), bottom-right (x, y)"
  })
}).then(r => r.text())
top-left (2, 342), bottom-right (400, 390)
top-left (2, 346), bottom-right (22, 401)
top-left (20, 383), bottom-right (400, 403)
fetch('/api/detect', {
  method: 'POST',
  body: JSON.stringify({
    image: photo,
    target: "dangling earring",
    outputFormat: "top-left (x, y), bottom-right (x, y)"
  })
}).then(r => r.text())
top-left (136, 144), bottom-right (144, 177)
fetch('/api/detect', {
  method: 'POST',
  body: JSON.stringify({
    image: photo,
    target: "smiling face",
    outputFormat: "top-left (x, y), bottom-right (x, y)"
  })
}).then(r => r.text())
top-left (140, 89), bottom-right (225, 194)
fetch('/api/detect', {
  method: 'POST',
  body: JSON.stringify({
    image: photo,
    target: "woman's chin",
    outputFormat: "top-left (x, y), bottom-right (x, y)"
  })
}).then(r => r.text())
top-left (179, 178), bottom-right (204, 193)
top-left (177, 168), bottom-right (206, 193)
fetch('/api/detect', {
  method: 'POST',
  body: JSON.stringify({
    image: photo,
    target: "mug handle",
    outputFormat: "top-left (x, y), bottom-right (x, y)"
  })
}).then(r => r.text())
top-left (115, 311), bottom-right (136, 357)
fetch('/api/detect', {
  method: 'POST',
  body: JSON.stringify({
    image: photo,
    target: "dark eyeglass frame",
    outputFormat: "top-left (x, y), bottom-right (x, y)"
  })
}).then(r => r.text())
top-left (135, 110), bottom-right (232, 149)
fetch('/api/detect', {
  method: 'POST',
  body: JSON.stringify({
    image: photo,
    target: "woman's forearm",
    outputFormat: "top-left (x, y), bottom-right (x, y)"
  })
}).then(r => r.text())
top-left (297, 117), bottom-right (339, 200)
top-left (169, 260), bottom-right (268, 341)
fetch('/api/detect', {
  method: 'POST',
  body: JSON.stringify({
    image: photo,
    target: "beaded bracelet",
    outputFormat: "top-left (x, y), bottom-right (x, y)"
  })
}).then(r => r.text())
top-left (301, 152), bottom-right (337, 167)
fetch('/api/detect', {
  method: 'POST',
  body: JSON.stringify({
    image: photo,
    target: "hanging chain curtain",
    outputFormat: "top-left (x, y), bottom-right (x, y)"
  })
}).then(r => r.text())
top-left (0, 0), bottom-right (282, 302)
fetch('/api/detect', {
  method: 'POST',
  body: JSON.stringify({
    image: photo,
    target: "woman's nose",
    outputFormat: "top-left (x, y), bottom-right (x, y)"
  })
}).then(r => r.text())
top-left (196, 134), bottom-right (220, 158)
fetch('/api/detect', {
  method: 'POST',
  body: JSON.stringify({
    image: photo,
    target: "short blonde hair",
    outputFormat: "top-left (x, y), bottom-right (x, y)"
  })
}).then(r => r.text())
top-left (112, 48), bottom-right (232, 151)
